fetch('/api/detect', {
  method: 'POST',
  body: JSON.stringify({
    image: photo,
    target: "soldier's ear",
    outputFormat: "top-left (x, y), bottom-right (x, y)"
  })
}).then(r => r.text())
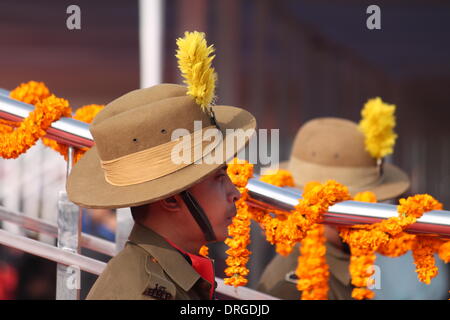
top-left (160, 195), bottom-right (182, 212)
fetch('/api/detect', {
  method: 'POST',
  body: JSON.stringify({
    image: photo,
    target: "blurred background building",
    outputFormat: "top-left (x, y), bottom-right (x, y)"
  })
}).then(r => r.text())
top-left (0, 0), bottom-right (449, 299)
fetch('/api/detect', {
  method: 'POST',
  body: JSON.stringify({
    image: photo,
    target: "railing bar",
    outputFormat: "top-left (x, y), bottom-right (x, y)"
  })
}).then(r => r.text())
top-left (0, 206), bottom-right (116, 256)
top-left (0, 228), bottom-right (106, 275)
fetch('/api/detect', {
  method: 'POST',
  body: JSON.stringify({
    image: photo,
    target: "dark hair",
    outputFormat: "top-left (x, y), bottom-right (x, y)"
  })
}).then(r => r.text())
top-left (130, 203), bottom-right (150, 222)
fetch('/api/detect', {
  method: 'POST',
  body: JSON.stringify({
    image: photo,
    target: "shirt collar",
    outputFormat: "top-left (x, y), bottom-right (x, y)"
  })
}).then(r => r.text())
top-left (127, 223), bottom-right (201, 292)
top-left (165, 239), bottom-right (215, 299)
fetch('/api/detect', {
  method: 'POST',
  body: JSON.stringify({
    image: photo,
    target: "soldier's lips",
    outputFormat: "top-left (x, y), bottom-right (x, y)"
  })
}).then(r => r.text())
top-left (226, 207), bottom-right (237, 221)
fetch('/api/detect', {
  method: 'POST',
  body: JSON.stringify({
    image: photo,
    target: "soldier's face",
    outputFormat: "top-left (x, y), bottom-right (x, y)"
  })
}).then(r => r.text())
top-left (187, 165), bottom-right (241, 242)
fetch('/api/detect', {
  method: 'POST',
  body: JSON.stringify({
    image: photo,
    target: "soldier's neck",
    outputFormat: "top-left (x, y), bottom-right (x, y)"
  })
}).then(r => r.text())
top-left (142, 220), bottom-right (204, 254)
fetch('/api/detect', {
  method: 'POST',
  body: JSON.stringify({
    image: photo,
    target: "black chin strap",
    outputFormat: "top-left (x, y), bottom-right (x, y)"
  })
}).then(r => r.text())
top-left (180, 190), bottom-right (216, 242)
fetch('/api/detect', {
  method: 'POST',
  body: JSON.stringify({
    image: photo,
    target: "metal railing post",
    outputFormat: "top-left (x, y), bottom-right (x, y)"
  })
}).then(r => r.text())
top-left (56, 147), bottom-right (82, 300)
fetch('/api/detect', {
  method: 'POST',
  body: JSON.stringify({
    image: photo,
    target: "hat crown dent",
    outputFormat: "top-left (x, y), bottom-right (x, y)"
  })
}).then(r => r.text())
top-left (92, 84), bottom-right (187, 126)
top-left (90, 84), bottom-right (213, 161)
top-left (291, 117), bottom-right (376, 168)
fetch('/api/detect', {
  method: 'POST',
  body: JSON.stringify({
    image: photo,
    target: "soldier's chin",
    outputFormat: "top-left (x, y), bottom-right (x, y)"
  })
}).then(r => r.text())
top-left (214, 229), bottom-right (228, 243)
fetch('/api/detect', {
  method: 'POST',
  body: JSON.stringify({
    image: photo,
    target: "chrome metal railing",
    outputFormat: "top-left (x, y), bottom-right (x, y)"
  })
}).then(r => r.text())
top-left (2, 92), bottom-right (449, 237)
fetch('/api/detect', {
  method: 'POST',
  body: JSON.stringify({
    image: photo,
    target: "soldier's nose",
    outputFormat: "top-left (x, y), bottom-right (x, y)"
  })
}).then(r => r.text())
top-left (231, 186), bottom-right (241, 203)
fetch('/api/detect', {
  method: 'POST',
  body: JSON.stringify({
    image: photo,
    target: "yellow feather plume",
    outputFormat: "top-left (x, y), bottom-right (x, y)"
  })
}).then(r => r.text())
top-left (358, 97), bottom-right (398, 159)
top-left (176, 31), bottom-right (217, 112)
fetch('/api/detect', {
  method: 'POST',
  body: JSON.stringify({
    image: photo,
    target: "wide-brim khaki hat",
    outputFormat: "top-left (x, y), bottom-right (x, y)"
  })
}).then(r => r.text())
top-left (67, 84), bottom-right (256, 209)
top-left (279, 118), bottom-right (410, 201)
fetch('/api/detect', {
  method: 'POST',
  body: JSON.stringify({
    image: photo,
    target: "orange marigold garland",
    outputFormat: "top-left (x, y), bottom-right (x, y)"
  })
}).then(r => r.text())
top-left (0, 119), bottom-right (16, 134)
top-left (303, 181), bottom-right (320, 194)
top-left (411, 236), bottom-right (443, 284)
top-left (296, 223), bottom-right (329, 300)
top-left (354, 191), bottom-right (377, 203)
top-left (339, 191), bottom-right (378, 300)
top-left (340, 193), bottom-right (444, 299)
top-left (256, 171), bottom-right (298, 255)
top-left (259, 169), bottom-right (294, 187)
top-left (439, 241), bottom-right (450, 263)
top-left (257, 177), bottom-right (349, 299)
top-left (224, 164), bottom-right (450, 298)
top-left (3, 81), bottom-right (104, 163)
top-left (294, 181), bottom-right (330, 300)
top-left (272, 180), bottom-right (351, 256)
top-left (397, 195), bottom-right (445, 284)
top-left (224, 159), bottom-right (253, 287)
top-left (199, 245), bottom-right (209, 257)
top-left (376, 232), bottom-right (416, 257)
top-left (340, 228), bottom-right (378, 300)
top-left (0, 94), bottom-right (71, 159)
top-left (9, 81), bottom-right (51, 105)
top-left (42, 104), bottom-right (104, 162)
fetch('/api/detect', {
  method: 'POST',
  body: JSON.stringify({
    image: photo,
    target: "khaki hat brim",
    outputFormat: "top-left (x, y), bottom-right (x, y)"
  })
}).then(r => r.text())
top-left (67, 105), bottom-right (256, 209)
top-left (278, 160), bottom-right (410, 202)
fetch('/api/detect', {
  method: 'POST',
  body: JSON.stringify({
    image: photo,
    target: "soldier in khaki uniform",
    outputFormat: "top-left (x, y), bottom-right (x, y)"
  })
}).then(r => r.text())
top-left (257, 118), bottom-right (410, 299)
top-left (66, 32), bottom-right (256, 300)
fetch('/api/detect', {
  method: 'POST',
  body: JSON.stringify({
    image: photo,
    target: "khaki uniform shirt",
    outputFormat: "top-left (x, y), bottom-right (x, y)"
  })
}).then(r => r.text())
top-left (257, 242), bottom-right (353, 300)
top-left (87, 223), bottom-right (215, 300)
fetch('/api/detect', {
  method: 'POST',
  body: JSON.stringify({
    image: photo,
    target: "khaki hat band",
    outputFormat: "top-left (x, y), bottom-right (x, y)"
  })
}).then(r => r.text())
top-left (288, 157), bottom-right (383, 191)
top-left (100, 126), bottom-right (218, 186)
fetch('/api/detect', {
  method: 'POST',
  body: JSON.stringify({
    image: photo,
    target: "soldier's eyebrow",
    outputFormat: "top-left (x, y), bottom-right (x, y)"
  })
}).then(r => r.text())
top-left (216, 165), bottom-right (227, 176)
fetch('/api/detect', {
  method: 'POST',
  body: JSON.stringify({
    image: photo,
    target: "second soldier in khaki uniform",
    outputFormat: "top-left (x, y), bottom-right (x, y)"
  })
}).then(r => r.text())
top-left (257, 117), bottom-right (410, 299)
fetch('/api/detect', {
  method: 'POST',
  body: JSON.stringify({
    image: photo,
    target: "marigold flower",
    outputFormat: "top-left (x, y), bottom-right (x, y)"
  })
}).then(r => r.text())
top-left (439, 241), bottom-right (450, 263)
top-left (224, 159), bottom-right (253, 287)
top-left (260, 169), bottom-right (294, 187)
top-left (354, 191), bottom-right (377, 203)
top-left (199, 245), bottom-right (209, 257)
top-left (10, 81), bottom-right (51, 105)
top-left (296, 224), bottom-right (329, 300)
top-left (1, 93), bottom-right (71, 159)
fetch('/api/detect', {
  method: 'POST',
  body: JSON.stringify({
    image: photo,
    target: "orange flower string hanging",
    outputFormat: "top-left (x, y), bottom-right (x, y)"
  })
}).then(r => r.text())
top-left (224, 159), bottom-right (253, 287)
